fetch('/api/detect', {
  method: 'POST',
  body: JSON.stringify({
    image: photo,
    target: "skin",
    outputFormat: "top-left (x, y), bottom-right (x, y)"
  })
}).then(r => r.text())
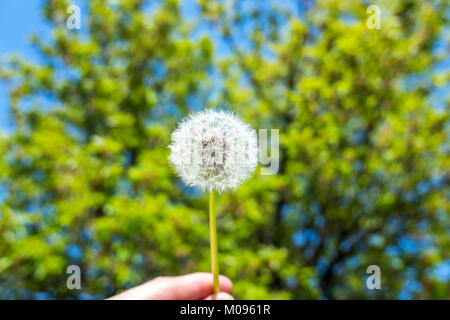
top-left (108, 272), bottom-right (234, 300)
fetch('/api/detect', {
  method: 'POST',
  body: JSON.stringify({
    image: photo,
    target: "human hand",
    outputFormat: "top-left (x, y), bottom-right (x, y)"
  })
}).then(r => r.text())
top-left (108, 272), bottom-right (234, 300)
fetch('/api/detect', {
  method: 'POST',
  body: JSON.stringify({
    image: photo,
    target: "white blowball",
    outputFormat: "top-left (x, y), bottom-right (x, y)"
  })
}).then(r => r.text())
top-left (169, 109), bottom-right (258, 193)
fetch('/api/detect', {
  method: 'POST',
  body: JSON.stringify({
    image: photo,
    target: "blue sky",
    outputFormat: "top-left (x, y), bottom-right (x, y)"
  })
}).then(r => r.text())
top-left (0, 0), bottom-right (50, 132)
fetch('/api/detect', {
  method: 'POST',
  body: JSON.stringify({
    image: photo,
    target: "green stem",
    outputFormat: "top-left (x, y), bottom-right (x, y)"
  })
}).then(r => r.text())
top-left (209, 189), bottom-right (219, 294)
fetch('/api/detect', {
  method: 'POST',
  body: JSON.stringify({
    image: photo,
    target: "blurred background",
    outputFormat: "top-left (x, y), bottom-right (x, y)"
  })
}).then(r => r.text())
top-left (0, 0), bottom-right (449, 299)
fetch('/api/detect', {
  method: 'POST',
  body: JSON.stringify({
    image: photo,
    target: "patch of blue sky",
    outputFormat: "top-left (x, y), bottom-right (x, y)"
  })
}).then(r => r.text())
top-left (431, 259), bottom-right (450, 281)
top-left (292, 228), bottom-right (319, 247)
top-left (66, 243), bottom-right (83, 263)
top-left (398, 278), bottom-right (423, 300)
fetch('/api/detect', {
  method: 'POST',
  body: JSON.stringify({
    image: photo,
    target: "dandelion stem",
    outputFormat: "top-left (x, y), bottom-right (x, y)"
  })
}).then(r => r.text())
top-left (209, 189), bottom-right (219, 294)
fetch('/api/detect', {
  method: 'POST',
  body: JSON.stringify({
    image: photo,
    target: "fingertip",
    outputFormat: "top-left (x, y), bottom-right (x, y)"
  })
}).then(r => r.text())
top-left (205, 292), bottom-right (235, 300)
top-left (218, 274), bottom-right (233, 293)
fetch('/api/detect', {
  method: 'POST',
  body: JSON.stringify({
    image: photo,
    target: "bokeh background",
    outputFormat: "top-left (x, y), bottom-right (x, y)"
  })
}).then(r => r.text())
top-left (0, 0), bottom-right (449, 299)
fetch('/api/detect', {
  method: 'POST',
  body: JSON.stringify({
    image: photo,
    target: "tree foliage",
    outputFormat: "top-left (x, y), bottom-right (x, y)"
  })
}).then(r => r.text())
top-left (0, 0), bottom-right (448, 299)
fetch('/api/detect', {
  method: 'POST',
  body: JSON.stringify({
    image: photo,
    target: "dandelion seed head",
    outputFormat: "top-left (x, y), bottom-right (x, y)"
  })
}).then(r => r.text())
top-left (169, 109), bottom-right (258, 193)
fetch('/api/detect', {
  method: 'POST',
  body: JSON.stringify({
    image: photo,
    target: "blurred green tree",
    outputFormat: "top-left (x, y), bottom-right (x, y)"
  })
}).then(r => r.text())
top-left (0, 0), bottom-right (448, 299)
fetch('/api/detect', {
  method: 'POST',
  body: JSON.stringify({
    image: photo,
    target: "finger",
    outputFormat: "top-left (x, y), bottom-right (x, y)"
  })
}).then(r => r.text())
top-left (154, 273), bottom-right (232, 300)
top-left (204, 292), bottom-right (235, 300)
top-left (136, 272), bottom-right (232, 300)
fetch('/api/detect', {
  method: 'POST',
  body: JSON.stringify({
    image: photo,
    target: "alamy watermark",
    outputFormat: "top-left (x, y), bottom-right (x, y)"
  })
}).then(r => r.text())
top-left (366, 265), bottom-right (381, 290)
top-left (67, 4), bottom-right (81, 30)
top-left (259, 129), bottom-right (279, 175)
top-left (366, 5), bottom-right (381, 30)
top-left (66, 265), bottom-right (81, 289)
top-left (176, 128), bottom-right (280, 176)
